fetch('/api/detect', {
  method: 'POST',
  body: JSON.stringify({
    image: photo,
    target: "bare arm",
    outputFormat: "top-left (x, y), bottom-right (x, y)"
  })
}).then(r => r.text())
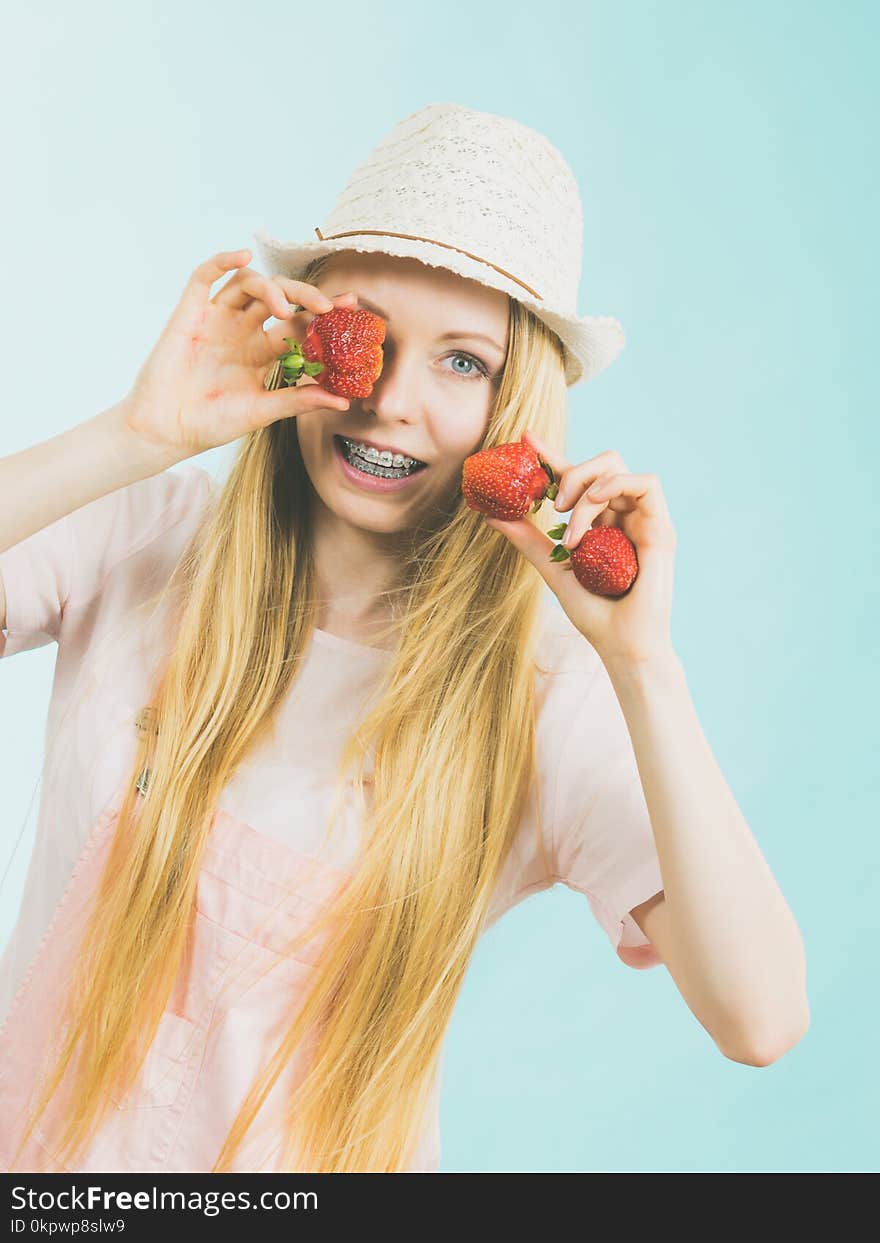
top-left (0, 399), bottom-right (176, 629)
top-left (607, 650), bottom-right (809, 1066)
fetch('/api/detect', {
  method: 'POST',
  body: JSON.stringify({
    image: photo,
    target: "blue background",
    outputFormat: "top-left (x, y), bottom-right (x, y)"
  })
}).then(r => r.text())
top-left (1, 0), bottom-right (876, 1172)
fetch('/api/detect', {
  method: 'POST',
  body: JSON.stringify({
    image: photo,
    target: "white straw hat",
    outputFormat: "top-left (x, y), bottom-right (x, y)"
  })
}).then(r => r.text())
top-left (253, 102), bottom-right (625, 389)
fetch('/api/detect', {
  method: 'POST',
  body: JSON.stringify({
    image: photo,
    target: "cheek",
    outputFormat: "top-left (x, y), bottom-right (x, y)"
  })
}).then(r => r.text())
top-left (431, 396), bottom-right (492, 461)
top-left (294, 410), bottom-right (322, 455)
top-left (291, 414), bottom-right (332, 483)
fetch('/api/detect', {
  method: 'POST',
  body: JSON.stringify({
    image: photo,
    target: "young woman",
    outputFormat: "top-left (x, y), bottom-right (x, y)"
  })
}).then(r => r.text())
top-left (0, 103), bottom-right (808, 1173)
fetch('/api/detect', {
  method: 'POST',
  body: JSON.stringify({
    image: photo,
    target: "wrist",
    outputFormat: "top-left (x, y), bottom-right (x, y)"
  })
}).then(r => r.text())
top-left (110, 397), bottom-right (187, 474)
top-left (598, 644), bottom-right (685, 687)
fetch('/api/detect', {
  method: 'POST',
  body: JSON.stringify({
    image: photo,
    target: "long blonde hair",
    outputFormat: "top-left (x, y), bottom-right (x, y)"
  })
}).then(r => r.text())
top-left (13, 254), bottom-right (570, 1172)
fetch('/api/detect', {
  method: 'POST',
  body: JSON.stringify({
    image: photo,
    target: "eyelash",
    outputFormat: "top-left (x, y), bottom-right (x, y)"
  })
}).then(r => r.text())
top-left (440, 351), bottom-right (491, 381)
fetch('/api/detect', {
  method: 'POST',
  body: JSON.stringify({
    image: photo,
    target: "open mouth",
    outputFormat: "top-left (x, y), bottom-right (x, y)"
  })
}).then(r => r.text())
top-left (334, 435), bottom-right (428, 480)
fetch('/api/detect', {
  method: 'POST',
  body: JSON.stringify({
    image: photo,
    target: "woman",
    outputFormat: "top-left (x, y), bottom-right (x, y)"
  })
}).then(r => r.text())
top-left (0, 103), bottom-right (809, 1173)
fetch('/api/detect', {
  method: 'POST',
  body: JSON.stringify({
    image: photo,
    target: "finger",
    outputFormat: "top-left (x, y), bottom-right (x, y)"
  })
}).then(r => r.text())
top-left (554, 452), bottom-right (631, 513)
top-left (239, 280), bottom-right (300, 329)
top-left (519, 431), bottom-right (572, 483)
top-left (261, 276), bottom-right (339, 318)
top-left (584, 472), bottom-right (672, 524)
top-left (522, 432), bottom-right (629, 515)
top-left (262, 318), bottom-right (313, 358)
top-left (261, 290), bottom-right (367, 355)
top-left (250, 383), bottom-right (351, 429)
top-left (178, 249), bottom-right (253, 314)
top-left (566, 467), bottom-right (674, 546)
top-left (561, 476), bottom-right (619, 547)
top-left (243, 278), bottom-right (348, 326)
top-left (562, 494), bottom-right (636, 545)
top-left (483, 514), bottom-right (599, 615)
top-left (213, 269), bottom-right (304, 318)
top-left (245, 286), bottom-right (359, 333)
top-left (591, 497), bottom-right (638, 525)
top-left (274, 277), bottom-right (354, 306)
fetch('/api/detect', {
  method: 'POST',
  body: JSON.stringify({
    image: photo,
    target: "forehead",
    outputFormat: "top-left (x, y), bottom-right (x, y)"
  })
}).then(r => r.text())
top-left (315, 251), bottom-right (509, 322)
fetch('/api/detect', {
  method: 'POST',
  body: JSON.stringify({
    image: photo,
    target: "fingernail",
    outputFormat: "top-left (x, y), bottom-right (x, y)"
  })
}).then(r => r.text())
top-left (587, 482), bottom-right (604, 498)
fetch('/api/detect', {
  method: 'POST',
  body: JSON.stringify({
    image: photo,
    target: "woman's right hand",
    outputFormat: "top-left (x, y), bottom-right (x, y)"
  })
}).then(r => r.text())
top-left (122, 249), bottom-right (355, 466)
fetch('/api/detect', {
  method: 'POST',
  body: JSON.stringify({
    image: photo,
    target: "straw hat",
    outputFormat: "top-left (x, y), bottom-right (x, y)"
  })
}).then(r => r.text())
top-left (252, 102), bottom-right (625, 389)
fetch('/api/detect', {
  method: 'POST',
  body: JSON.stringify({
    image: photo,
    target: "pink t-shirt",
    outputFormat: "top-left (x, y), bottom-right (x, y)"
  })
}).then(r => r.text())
top-left (0, 464), bottom-right (663, 1172)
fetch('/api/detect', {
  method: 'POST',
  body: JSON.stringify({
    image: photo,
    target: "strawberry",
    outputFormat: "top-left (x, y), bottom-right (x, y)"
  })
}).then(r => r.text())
top-left (548, 523), bottom-right (639, 597)
top-left (461, 440), bottom-right (558, 519)
top-left (276, 306), bottom-right (386, 399)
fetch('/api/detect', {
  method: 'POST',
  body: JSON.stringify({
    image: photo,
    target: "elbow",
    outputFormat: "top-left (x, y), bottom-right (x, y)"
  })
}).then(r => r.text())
top-left (720, 1011), bottom-right (811, 1068)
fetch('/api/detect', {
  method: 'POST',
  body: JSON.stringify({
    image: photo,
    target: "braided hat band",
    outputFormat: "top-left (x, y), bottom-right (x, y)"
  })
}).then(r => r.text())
top-left (313, 227), bottom-right (542, 300)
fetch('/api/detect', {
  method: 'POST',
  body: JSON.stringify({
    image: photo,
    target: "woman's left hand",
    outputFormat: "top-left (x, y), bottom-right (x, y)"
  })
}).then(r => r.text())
top-left (482, 432), bottom-right (678, 667)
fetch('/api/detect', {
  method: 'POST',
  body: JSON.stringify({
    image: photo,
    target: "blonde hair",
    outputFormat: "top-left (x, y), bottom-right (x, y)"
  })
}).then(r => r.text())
top-left (12, 253), bottom-right (570, 1172)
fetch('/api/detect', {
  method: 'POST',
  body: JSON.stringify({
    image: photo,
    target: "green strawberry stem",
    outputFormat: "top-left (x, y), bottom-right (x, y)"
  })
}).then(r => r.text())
top-left (277, 336), bottom-right (324, 386)
top-left (546, 520), bottom-right (572, 561)
top-left (532, 457), bottom-right (558, 512)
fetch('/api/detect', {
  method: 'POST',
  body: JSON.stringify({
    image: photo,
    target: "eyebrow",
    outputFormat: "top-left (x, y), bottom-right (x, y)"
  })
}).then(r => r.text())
top-left (333, 294), bottom-right (507, 357)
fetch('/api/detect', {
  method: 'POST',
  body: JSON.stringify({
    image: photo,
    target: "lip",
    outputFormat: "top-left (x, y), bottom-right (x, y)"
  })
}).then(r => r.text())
top-left (333, 435), bottom-right (428, 494)
top-left (338, 433), bottom-right (427, 465)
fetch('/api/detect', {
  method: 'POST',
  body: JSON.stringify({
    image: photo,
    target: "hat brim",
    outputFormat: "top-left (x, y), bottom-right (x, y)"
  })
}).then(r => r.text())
top-left (252, 228), bottom-right (624, 389)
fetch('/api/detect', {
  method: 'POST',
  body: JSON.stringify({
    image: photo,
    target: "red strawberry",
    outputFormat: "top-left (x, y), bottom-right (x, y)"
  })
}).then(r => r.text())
top-left (276, 306), bottom-right (385, 398)
top-left (549, 524), bottom-right (639, 597)
top-left (461, 440), bottom-right (558, 519)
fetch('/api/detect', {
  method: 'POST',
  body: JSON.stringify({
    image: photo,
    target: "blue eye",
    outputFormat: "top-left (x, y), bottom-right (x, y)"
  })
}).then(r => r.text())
top-left (440, 351), bottom-right (490, 380)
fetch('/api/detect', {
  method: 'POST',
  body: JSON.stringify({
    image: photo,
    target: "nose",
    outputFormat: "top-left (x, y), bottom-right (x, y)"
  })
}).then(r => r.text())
top-left (363, 342), bottom-right (422, 424)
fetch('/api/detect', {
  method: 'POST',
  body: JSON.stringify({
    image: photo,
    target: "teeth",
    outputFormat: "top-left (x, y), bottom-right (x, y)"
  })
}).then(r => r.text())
top-left (342, 438), bottom-right (423, 470)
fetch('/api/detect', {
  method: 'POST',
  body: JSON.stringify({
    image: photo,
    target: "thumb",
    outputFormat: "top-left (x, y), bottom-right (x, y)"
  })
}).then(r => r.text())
top-left (484, 513), bottom-right (598, 619)
top-left (483, 514), bottom-right (564, 587)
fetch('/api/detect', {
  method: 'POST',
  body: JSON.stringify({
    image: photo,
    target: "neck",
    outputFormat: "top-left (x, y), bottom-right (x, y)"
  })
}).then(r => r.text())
top-left (309, 501), bottom-right (407, 644)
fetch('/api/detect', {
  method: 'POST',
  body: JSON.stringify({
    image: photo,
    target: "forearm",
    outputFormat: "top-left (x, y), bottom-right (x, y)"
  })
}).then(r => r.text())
top-left (603, 647), bottom-right (809, 1056)
top-left (0, 399), bottom-right (174, 555)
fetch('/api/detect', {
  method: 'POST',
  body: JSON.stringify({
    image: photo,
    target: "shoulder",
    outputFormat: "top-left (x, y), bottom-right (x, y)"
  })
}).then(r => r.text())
top-left (62, 466), bottom-right (217, 673)
top-left (34, 463), bottom-right (217, 570)
top-left (108, 464), bottom-right (216, 538)
top-left (93, 464), bottom-right (216, 597)
top-left (0, 464), bottom-right (216, 659)
top-left (93, 464), bottom-right (217, 574)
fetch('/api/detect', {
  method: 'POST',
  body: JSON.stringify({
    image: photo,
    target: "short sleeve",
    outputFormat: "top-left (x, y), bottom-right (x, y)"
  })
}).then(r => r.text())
top-left (0, 465), bottom-right (213, 659)
top-left (549, 659), bottom-right (665, 968)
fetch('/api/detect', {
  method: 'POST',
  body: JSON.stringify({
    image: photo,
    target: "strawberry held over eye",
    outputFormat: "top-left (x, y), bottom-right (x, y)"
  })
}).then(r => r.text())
top-left (548, 524), bottom-right (639, 598)
top-left (276, 306), bottom-right (386, 399)
top-left (461, 440), bottom-right (559, 520)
